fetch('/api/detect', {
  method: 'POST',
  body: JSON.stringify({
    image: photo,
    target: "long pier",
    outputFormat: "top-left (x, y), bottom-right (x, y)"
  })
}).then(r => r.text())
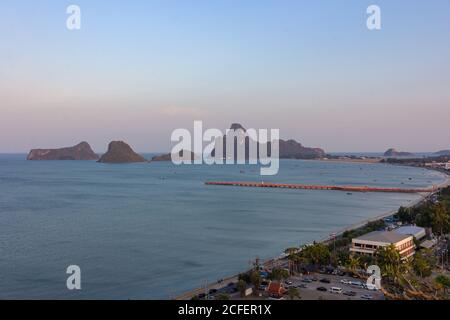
top-left (205, 181), bottom-right (436, 194)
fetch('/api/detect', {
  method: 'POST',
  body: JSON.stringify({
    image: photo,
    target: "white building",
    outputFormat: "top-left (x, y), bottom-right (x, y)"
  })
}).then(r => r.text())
top-left (350, 231), bottom-right (415, 259)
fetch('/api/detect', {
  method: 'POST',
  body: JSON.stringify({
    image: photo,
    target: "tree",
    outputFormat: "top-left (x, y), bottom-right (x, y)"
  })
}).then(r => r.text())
top-left (395, 206), bottom-right (414, 224)
top-left (269, 268), bottom-right (289, 281)
top-left (432, 203), bottom-right (449, 237)
top-left (238, 272), bottom-right (251, 283)
top-left (285, 247), bottom-right (299, 274)
top-left (413, 249), bottom-right (435, 278)
top-left (299, 243), bottom-right (330, 266)
top-left (237, 280), bottom-right (247, 298)
top-left (415, 205), bottom-right (434, 229)
top-left (287, 287), bottom-right (300, 300)
top-left (376, 244), bottom-right (402, 283)
top-left (346, 256), bottom-right (361, 274)
top-left (249, 270), bottom-right (261, 293)
top-left (434, 275), bottom-right (450, 296)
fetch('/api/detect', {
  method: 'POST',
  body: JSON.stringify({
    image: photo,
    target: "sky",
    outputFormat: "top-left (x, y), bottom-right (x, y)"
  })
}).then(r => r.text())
top-left (1, 0), bottom-right (449, 153)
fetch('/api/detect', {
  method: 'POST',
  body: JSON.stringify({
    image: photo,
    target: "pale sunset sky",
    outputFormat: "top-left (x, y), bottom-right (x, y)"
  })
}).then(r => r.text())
top-left (1, 0), bottom-right (449, 153)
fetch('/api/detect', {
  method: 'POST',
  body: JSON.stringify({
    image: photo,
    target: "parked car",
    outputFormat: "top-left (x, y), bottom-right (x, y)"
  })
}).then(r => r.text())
top-left (316, 287), bottom-right (327, 292)
top-left (298, 283), bottom-right (308, 288)
top-left (302, 278), bottom-right (312, 283)
top-left (285, 280), bottom-right (293, 285)
top-left (365, 283), bottom-right (379, 291)
top-left (320, 278), bottom-right (331, 284)
top-left (350, 281), bottom-right (363, 288)
top-left (311, 277), bottom-right (318, 281)
top-left (343, 290), bottom-right (357, 296)
top-left (209, 288), bottom-right (218, 294)
top-left (330, 287), bottom-right (343, 294)
top-left (361, 294), bottom-right (373, 300)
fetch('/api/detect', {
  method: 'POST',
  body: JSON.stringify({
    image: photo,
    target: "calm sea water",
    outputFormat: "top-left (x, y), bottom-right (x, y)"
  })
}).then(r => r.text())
top-left (0, 154), bottom-right (446, 299)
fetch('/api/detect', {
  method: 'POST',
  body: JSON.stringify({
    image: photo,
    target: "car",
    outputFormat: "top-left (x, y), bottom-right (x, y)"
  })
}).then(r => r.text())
top-left (285, 280), bottom-right (293, 285)
top-left (317, 287), bottom-right (327, 292)
top-left (361, 294), bottom-right (373, 300)
top-left (227, 282), bottom-right (235, 287)
top-left (343, 290), bottom-right (357, 296)
top-left (209, 288), bottom-right (218, 294)
top-left (198, 293), bottom-right (206, 299)
top-left (301, 278), bottom-right (312, 283)
top-left (297, 283), bottom-right (308, 289)
top-left (311, 277), bottom-right (319, 281)
top-left (258, 285), bottom-right (268, 291)
top-left (330, 287), bottom-right (343, 294)
top-left (350, 281), bottom-right (363, 288)
top-left (340, 279), bottom-right (350, 285)
top-left (365, 283), bottom-right (379, 291)
top-left (320, 278), bottom-right (331, 284)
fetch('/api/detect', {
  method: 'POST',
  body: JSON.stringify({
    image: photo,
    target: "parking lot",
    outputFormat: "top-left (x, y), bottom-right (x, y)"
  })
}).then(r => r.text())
top-left (284, 273), bottom-right (385, 300)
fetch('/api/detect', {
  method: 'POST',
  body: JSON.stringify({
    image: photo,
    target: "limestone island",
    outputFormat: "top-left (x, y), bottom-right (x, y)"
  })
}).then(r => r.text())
top-left (98, 141), bottom-right (147, 163)
top-left (27, 142), bottom-right (99, 160)
top-left (151, 150), bottom-right (198, 162)
top-left (213, 123), bottom-right (326, 160)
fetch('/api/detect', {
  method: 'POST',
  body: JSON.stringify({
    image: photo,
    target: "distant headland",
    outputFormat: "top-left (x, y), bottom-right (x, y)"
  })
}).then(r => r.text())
top-left (26, 142), bottom-right (99, 161)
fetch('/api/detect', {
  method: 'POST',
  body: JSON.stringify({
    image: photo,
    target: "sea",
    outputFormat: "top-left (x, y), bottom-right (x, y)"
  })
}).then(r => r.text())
top-left (0, 154), bottom-right (446, 299)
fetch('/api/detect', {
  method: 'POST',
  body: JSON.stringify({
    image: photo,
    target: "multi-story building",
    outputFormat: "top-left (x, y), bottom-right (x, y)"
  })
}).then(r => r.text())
top-left (350, 231), bottom-right (415, 259)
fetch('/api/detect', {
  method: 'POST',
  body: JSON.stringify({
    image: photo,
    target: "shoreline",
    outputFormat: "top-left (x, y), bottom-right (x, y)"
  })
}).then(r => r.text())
top-left (175, 168), bottom-right (450, 300)
top-left (320, 169), bottom-right (450, 243)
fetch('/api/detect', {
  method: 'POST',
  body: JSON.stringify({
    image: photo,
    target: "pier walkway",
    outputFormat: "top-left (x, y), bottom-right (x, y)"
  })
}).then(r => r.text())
top-left (205, 181), bottom-right (435, 193)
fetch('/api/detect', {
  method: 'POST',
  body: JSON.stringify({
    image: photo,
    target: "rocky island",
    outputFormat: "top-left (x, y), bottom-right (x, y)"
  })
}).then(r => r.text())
top-left (213, 123), bottom-right (326, 160)
top-left (27, 142), bottom-right (99, 160)
top-left (151, 150), bottom-right (198, 162)
top-left (278, 139), bottom-right (326, 159)
top-left (384, 148), bottom-right (414, 157)
top-left (98, 141), bottom-right (147, 163)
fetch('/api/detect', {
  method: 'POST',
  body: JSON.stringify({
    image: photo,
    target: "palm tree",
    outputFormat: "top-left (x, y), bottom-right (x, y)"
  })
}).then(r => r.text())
top-left (376, 244), bottom-right (402, 283)
top-left (285, 247), bottom-right (299, 275)
top-left (347, 256), bottom-right (361, 274)
top-left (434, 275), bottom-right (450, 297)
top-left (249, 270), bottom-right (261, 294)
top-left (237, 280), bottom-right (247, 298)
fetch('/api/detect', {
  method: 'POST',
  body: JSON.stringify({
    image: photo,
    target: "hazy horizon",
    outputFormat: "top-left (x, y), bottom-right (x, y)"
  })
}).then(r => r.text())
top-left (1, 0), bottom-right (449, 153)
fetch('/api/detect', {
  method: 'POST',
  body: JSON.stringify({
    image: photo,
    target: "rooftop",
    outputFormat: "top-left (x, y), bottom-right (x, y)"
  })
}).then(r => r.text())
top-left (353, 231), bottom-right (411, 244)
top-left (394, 226), bottom-right (426, 237)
